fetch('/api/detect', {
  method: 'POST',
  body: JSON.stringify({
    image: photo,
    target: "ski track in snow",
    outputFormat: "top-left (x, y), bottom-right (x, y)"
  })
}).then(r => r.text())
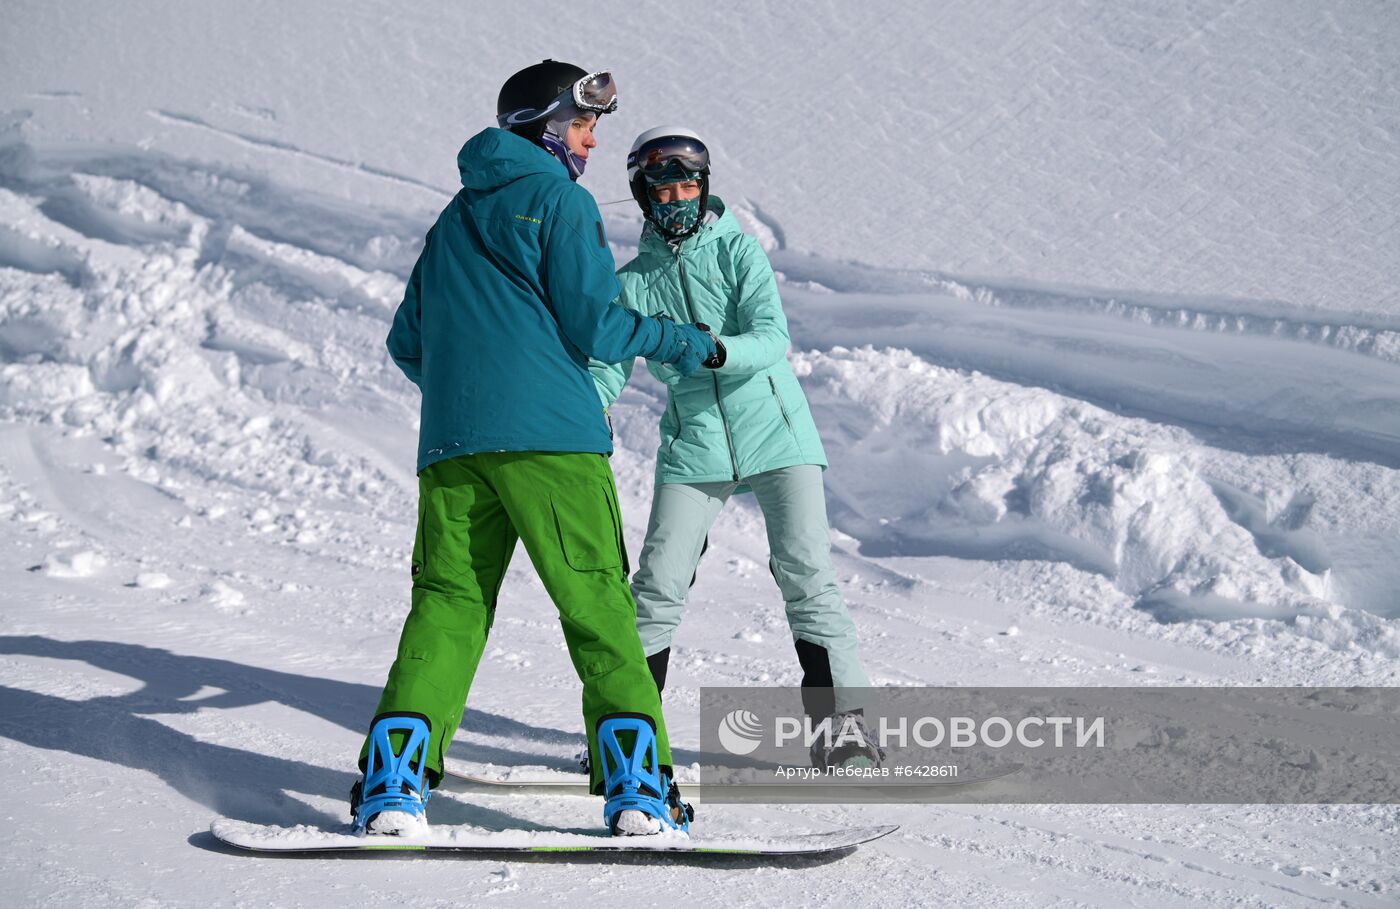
top-left (2, 103), bottom-right (1399, 909)
top-left (145, 108), bottom-right (450, 199)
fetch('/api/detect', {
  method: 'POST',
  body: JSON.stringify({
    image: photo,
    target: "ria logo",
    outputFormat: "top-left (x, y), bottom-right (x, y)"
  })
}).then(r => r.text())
top-left (717, 709), bottom-right (764, 755)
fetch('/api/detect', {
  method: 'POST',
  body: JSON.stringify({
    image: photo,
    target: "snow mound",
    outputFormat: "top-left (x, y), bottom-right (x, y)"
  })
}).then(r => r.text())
top-left (40, 547), bottom-right (107, 578)
top-left (804, 346), bottom-right (1386, 627)
top-left (0, 150), bottom-right (417, 517)
top-left (132, 571), bottom-right (173, 589)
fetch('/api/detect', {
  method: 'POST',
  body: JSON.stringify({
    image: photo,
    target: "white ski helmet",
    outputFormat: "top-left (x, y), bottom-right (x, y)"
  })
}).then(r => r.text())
top-left (626, 126), bottom-right (712, 230)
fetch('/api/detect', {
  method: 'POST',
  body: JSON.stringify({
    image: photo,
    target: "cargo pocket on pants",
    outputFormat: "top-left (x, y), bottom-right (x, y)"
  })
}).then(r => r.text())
top-left (416, 486), bottom-right (479, 585)
top-left (551, 483), bottom-right (623, 572)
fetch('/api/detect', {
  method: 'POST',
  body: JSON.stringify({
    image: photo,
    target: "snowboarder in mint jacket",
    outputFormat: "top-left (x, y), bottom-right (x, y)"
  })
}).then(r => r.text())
top-left (591, 126), bottom-right (882, 771)
top-left (353, 64), bottom-right (713, 838)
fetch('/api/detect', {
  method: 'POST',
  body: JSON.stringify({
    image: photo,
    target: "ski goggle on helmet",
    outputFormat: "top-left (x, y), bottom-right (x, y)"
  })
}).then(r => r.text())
top-left (498, 71), bottom-right (618, 127)
top-left (626, 127), bottom-right (711, 183)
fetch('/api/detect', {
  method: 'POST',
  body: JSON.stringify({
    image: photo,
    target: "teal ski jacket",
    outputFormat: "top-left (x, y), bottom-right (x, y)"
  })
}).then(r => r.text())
top-left (387, 128), bottom-right (665, 473)
top-left (591, 198), bottom-right (827, 485)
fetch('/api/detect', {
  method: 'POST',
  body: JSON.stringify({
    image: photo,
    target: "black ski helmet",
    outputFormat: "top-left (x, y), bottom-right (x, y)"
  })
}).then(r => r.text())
top-left (497, 60), bottom-right (589, 143)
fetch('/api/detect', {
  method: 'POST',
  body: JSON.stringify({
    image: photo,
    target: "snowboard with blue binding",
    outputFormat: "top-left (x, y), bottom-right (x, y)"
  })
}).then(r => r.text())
top-left (209, 819), bottom-right (897, 857)
top-left (216, 713), bottom-right (896, 857)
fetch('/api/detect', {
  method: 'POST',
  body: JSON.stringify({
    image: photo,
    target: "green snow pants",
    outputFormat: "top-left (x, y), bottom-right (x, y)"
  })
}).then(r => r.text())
top-left (632, 464), bottom-right (872, 713)
top-left (361, 450), bottom-right (671, 793)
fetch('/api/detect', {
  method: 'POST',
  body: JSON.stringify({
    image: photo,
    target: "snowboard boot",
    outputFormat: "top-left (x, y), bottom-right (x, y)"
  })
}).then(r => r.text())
top-left (351, 713), bottom-right (432, 835)
top-left (577, 650), bottom-right (672, 779)
top-left (597, 715), bottom-right (692, 836)
top-left (809, 710), bottom-right (886, 771)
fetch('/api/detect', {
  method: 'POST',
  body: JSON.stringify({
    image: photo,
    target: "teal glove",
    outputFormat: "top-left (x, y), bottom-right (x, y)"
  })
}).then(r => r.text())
top-left (648, 318), bottom-right (718, 378)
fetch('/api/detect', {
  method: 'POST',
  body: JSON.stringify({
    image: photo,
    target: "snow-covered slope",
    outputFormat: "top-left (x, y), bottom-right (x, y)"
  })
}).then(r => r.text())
top-left (2, 2), bottom-right (1398, 907)
top-left (5, 0), bottom-right (1396, 312)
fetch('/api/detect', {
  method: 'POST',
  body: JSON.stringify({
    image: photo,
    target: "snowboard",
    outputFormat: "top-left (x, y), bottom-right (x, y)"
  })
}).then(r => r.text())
top-left (442, 762), bottom-right (1023, 798)
top-left (210, 819), bottom-right (898, 857)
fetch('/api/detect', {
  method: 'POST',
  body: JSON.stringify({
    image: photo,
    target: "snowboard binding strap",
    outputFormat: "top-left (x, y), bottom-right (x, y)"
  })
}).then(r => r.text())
top-left (597, 714), bottom-right (689, 833)
top-left (351, 713), bottom-right (432, 834)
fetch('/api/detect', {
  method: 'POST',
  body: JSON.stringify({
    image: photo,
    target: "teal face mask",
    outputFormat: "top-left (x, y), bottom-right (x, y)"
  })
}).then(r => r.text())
top-left (650, 196), bottom-right (701, 237)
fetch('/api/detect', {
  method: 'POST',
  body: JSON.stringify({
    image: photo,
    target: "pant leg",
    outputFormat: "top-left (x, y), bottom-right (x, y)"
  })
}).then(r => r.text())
top-left (631, 481), bottom-right (731, 659)
top-left (488, 451), bottom-right (673, 793)
top-left (748, 464), bottom-right (872, 713)
top-left (363, 454), bottom-right (516, 781)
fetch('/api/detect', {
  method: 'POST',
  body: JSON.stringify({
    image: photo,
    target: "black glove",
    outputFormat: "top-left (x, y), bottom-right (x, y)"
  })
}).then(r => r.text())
top-left (696, 323), bottom-right (726, 369)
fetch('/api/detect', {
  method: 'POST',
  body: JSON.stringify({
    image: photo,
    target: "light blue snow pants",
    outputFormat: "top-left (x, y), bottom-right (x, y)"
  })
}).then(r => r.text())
top-left (632, 464), bottom-right (871, 708)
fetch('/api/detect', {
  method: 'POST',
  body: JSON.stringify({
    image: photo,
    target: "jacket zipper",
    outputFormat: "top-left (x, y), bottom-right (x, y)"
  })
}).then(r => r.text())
top-left (769, 375), bottom-right (796, 435)
top-left (675, 247), bottom-right (739, 481)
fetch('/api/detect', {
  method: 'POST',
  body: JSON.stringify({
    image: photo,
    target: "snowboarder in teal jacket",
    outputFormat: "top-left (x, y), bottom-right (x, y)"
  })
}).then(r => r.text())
top-left (591, 127), bottom-right (881, 770)
top-left (355, 65), bottom-right (710, 838)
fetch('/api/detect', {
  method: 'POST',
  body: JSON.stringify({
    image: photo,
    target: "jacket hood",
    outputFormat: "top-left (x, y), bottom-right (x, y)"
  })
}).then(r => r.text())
top-left (457, 127), bottom-right (566, 192)
top-left (638, 196), bottom-right (740, 257)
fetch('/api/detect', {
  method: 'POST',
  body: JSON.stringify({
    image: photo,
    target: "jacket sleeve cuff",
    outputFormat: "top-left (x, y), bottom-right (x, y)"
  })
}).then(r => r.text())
top-left (712, 333), bottom-right (786, 375)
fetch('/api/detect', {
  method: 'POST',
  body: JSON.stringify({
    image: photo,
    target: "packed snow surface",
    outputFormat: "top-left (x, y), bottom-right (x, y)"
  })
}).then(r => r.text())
top-left (2, 1), bottom-right (1398, 907)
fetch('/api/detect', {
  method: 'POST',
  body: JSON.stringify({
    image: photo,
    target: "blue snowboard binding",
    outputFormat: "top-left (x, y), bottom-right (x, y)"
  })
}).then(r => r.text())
top-left (597, 715), bottom-right (692, 835)
top-left (350, 713), bottom-right (432, 835)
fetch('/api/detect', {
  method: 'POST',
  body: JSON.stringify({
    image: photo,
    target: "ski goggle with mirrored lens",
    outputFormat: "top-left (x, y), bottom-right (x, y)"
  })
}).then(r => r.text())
top-left (571, 71), bottom-right (617, 113)
top-left (627, 135), bottom-right (710, 180)
top-left (498, 71), bottom-right (618, 127)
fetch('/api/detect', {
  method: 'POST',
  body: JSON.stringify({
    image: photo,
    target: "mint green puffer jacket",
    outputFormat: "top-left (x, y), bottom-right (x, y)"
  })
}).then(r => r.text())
top-left (591, 197), bottom-right (826, 485)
